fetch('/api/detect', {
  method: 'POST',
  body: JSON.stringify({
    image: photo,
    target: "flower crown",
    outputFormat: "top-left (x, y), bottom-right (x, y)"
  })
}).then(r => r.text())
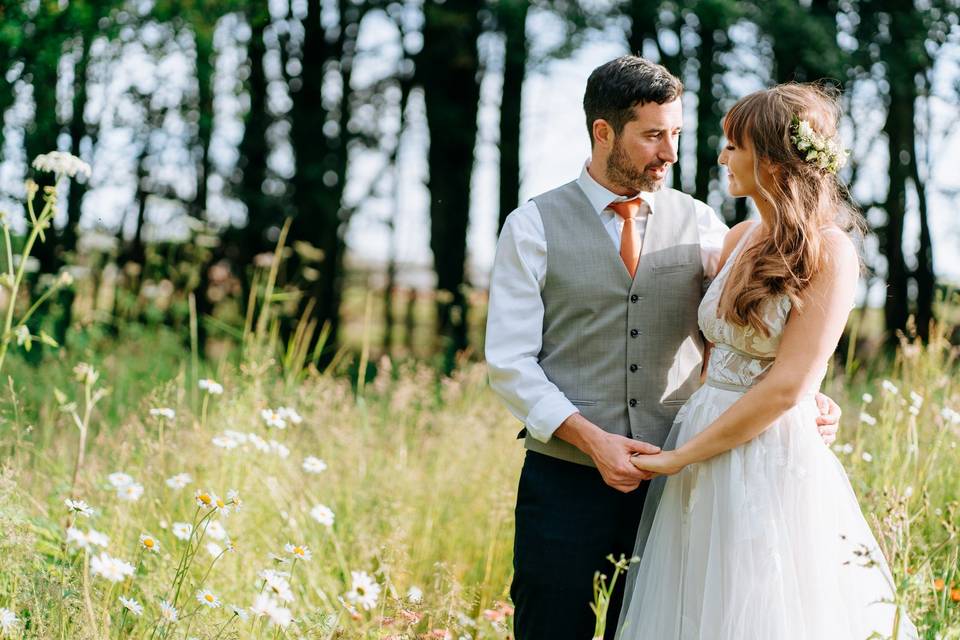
top-left (789, 116), bottom-right (848, 174)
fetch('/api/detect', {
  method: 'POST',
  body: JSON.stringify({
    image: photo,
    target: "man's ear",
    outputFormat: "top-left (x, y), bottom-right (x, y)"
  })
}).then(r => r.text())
top-left (592, 118), bottom-right (613, 150)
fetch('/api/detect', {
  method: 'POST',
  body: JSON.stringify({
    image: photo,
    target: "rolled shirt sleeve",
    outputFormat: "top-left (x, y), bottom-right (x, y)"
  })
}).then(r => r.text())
top-left (695, 199), bottom-right (730, 288)
top-left (484, 202), bottom-right (578, 443)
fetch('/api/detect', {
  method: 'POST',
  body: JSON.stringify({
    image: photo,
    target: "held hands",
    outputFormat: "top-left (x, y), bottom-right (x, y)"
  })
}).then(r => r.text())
top-left (629, 450), bottom-right (685, 476)
top-left (590, 432), bottom-right (661, 493)
top-left (815, 392), bottom-right (841, 445)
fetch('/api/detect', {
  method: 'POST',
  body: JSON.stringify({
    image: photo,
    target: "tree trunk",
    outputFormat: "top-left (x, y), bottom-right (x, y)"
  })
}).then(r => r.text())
top-left (881, 80), bottom-right (912, 342)
top-left (496, 0), bottom-right (528, 234)
top-left (419, 0), bottom-right (483, 371)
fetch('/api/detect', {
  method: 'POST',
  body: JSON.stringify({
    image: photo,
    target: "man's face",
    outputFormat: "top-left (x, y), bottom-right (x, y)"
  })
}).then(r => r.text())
top-left (604, 98), bottom-right (682, 193)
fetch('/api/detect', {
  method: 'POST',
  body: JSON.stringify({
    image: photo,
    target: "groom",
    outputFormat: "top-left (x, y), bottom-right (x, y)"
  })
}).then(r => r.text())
top-left (485, 56), bottom-right (841, 639)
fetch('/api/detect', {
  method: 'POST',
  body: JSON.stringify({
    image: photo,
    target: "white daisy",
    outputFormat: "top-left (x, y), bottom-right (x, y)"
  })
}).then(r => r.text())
top-left (346, 570), bottom-right (381, 611)
top-left (861, 393), bottom-right (873, 403)
top-left (158, 599), bottom-right (178, 623)
top-left (66, 527), bottom-right (109, 550)
top-left (195, 489), bottom-right (218, 510)
top-left (277, 406), bottom-right (303, 425)
top-left (212, 434), bottom-right (240, 449)
top-left (261, 408), bottom-right (287, 429)
top-left (909, 391), bottom-right (923, 408)
top-left (90, 552), bottom-right (135, 582)
top-left (139, 533), bottom-right (160, 553)
top-left (166, 473), bottom-right (192, 490)
top-left (172, 522), bottom-right (193, 541)
top-left (259, 569), bottom-right (294, 602)
top-left (942, 407), bottom-right (960, 424)
top-left (407, 585), bottom-right (423, 603)
top-left (269, 440), bottom-right (290, 459)
top-left (119, 595), bottom-right (143, 616)
top-left (64, 498), bottom-right (95, 518)
top-left (149, 407), bottom-right (176, 419)
top-left (859, 412), bottom-right (877, 426)
top-left (198, 378), bottom-right (224, 395)
top-left (248, 433), bottom-right (271, 452)
top-left (0, 608), bottom-right (20, 637)
top-left (228, 604), bottom-right (249, 620)
top-left (881, 379), bottom-right (899, 395)
top-left (196, 589), bottom-right (221, 608)
top-left (223, 430), bottom-right (248, 445)
top-left (250, 593), bottom-right (292, 628)
top-left (117, 482), bottom-right (144, 502)
top-left (284, 543), bottom-right (312, 561)
top-left (310, 504), bottom-right (335, 528)
top-left (226, 489), bottom-right (242, 512)
top-left (206, 542), bottom-right (224, 558)
top-left (205, 520), bottom-right (227, 541)
top-left (302, 456), bottom-right (327, 474)
top-left (862, 452), bottom-right (873, 462)
top-left (107, 472), bottom-right (134, 489)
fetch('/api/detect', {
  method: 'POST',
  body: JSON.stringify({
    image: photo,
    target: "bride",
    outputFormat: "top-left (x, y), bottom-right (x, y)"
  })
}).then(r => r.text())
top-left (616, 83), bottom-right (918, 639)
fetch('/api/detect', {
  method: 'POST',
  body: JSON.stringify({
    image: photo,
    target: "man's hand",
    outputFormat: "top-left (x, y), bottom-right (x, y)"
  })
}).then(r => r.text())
top-left (815, 392), bottom-right (841, 446)
top-left (553, 412), bottom-right (659, 493)
top-left (590, 432), bottom-right (662, 492)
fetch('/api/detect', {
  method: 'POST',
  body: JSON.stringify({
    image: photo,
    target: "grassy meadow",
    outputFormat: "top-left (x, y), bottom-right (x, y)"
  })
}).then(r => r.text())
top-left (0, 273), bottom-right (959, 638)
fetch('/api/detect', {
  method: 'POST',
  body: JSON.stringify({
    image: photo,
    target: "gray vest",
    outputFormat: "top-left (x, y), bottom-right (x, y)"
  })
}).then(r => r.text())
top-left (524, 181), bottom-right (705, 467)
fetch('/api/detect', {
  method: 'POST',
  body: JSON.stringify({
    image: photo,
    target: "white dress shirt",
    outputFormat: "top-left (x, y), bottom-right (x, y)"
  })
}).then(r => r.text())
top-left (485, 163), bottom-right (730, 443)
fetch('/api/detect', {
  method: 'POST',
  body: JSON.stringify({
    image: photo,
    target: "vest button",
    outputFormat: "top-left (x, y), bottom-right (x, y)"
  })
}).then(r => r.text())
top-left (630, 328), bottom-right (639, 338)
top-left (630, 294), bottom-right (639, 303)
top-left (629, 364), bottom-right (638, 372)
top-left (629, 398), bottom-right (638, 407)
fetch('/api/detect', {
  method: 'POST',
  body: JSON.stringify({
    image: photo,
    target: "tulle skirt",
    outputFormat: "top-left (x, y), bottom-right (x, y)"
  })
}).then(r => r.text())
top-left (616, 384), bottom-right (918, 640)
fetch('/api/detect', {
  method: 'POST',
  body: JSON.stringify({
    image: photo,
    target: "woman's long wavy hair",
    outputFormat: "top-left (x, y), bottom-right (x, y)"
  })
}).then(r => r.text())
top-left (718, 83), bottom-right (863, 335)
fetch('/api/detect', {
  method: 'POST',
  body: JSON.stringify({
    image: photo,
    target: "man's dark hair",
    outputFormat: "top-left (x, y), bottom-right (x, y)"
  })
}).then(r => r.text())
top-left (583, 56), bottom-right (683, 145)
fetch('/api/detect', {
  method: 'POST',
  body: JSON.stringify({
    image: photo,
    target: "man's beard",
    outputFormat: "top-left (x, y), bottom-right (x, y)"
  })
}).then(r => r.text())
top-left (606, 139), bottom-right (668, 193)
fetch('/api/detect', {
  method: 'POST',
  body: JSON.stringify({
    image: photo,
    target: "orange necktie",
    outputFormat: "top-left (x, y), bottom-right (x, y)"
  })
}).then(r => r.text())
top-left (609, 199), bottom-right (643, 277)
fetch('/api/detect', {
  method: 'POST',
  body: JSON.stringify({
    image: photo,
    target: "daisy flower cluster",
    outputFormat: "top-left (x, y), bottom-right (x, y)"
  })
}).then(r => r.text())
top-left (789, 117), bottom-right (848, 174)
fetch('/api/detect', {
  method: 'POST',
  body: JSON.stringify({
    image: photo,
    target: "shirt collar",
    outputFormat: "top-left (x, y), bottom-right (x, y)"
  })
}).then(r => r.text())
top-left (576, 160), bottom-right (657, 216)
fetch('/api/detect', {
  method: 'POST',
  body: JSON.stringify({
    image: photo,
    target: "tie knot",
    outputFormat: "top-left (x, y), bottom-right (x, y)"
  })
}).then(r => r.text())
top-left (609, 199), bottom-right (642, 220)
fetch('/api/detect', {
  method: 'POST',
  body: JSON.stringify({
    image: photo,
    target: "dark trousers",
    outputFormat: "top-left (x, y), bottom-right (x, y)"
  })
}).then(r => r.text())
top-left (511, 450), bottom-right (649, 640)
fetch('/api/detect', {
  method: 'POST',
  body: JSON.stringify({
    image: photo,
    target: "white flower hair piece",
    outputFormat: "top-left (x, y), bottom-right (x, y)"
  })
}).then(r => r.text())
top-left (789, 117), bottom-right (848, 174)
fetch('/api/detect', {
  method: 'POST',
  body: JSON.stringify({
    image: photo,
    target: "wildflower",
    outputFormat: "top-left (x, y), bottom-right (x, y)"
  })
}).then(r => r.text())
top-left (205, 521), bottom-right (227, 541)
top-left (212, 434), bottom-right (240, 449)
top-left (158, 599), bottom-right (178, 623)
top-left (228, 604), bottom-right (249, 620)
top-left (909, 391), bottom-right (923, 408)
top-left (303, 456), bottom-right (327, 474)
top-left (284, 543), bottom-right (312, 561)
top-left (310, 504), bottom-right (335, 528)
top-left (108, 472), bottom-right (134, 489)
top-left (196, 589), bottom-right (221, 609)
top-left (198, 379), bottom-right (223, 395)
top-left (206, 542), bottom-right (223, 558)
top-left (881, 380), bottom-right (899, 395)
top-left (73, 362), bottom-right (99, 385)
top-left (861, 452), bottom-right (873, 463)
top-left (861, 393), bottom-right (873, 403)
top-left (166, 473), bottom-right (192, 490)
top-left (172, 522), bottom-right (193, 541)
top-left (119, 596), bottom-right (143, 616)
top-left (904, 486), bottom-right (914, 498)
top-left (150, 407), bottom-right (176, 419)
top-left (407, 585), bottom-right (423, 603)
top-left (909, 405), bottom-right (919, 416)
top-left (117, 482), bottom-right (144, 502)
top-left (859, 412), bottom-right (877, 426)
top-left (65, 498), bottom-right (95, 518)
top-left (277, 406), bottom-right (303, 425)
top-left (261, 409), bottom-right (287, 429)
top-left (195, 489), bottom-right (220, 510)
top-left (66, 526), bottom-right (109, 550)
top-left (139, 533), bottom-right (160, 553)
top-left (346, 570), bottom-right (381, 611)
top-left (269, 440), bottom-right (290, 459)
top-left (227, 489), bottom-right (242, 511)
top-left (941, 408), bottom-right (960, 424)
top-left (260, 569), bottom-right (294, 602)
top-left (952, 589), bottom-right (960, 603)
top-left (248, 433), bottom-right (271, 452)
top-left (934, 578), bottom-right (946, 591)
top-left (14, 325), bottom-right (29, 346)
top-left (842, 443), bottom-right (854, 454)
top-left (250, 593), bottom-right (292, 628)
top-left (90, 552), bottom-right (135, 582)
top-left (0, 608), bottom-right (20, 637)
top-left (32, 151), bottom-right (92, 178)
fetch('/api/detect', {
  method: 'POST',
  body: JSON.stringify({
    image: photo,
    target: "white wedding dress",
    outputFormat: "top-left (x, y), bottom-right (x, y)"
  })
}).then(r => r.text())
top-left (616, 223), bottom-right (917, 640)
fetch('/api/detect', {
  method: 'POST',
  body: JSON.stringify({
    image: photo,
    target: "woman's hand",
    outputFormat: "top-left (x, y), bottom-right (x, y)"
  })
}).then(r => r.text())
top-left (629, 450), bottom-right (686, 476)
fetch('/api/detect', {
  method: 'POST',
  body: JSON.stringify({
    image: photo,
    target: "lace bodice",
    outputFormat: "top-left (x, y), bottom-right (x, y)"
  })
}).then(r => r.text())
top-left (698, 223), bottom-right (793, 391)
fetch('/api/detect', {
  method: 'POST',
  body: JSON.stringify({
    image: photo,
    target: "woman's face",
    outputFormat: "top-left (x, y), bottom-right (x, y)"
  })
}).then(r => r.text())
top-left (718, 135), bottom-right (760, 198)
